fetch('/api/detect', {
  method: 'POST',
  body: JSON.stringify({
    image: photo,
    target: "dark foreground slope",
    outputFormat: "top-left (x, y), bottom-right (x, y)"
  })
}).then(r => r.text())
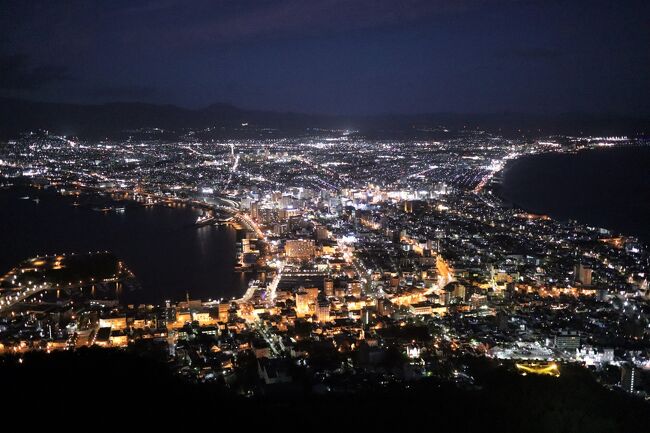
top-left (0, 349), bottom-right (647, 432)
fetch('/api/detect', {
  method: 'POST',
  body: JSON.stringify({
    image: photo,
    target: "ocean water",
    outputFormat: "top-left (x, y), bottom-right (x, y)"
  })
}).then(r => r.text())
top-left (0, 185), bottom-right (247, 303)
top-left (501, 146), bottom-right (650, 245)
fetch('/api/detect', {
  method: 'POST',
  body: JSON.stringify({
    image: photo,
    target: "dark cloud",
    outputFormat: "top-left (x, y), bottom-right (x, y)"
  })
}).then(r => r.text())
top-left (0, 53), bottom-right (72, 90)
top-left (0, 0), bottom-right (648, 114)
top-left (4, 0), bottom-right (501, 48)
top-left (155, 0), bottom-right (501, 45)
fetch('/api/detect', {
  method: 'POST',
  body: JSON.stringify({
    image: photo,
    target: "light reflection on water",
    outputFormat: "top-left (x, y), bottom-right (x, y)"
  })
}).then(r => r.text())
top-left (0, 184), bottom-right (248, 303)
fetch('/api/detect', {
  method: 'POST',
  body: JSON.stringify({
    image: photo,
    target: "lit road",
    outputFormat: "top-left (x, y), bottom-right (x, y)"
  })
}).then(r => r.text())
top-left (0, 283), bottom-right (53, 313)
top-left (266, 263), bottom-right (284, 304)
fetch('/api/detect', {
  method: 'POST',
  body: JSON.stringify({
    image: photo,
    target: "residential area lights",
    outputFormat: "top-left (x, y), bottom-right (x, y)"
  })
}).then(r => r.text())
top-left (0, 129), bottom-right (648, 397)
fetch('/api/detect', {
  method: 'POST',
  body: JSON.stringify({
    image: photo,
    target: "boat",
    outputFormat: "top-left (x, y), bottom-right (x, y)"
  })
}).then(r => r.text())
top-left (195, 213), bottom-right (216, 226)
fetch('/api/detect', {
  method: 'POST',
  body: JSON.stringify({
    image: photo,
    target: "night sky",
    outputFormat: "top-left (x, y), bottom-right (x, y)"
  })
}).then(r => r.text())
top-left (1, 0), bottom-right (648, 115)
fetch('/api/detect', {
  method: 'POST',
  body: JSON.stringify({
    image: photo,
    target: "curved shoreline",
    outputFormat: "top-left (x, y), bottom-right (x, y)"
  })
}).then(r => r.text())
top-left (494, 145), bottom-right (650, 246)
top-left (0, 181), bottom-right (250, 303)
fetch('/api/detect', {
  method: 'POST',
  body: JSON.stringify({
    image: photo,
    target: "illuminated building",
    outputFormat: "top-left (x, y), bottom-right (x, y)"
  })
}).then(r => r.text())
top-left (410, 302), bottom-right (433, 315)
top-left (168, 311), bottom-right (192, 329)
top-left (315, 299), bottom-right (330, 322)
top-left (94, 327), bottom-right (112, 347)
top-left (192, 311), bottom-right (218, 326)
top-left (323, 277), bottom-right (334, 297)
top-left (348, 280), bottom-right (362, 297)
top-left (99, 316), bottom-right (127, 331)
top-left (279, 207), bottom-right (301, 220)
top-left (453, 284), bottom-right (466, 301)
top-left (621, 363), bottom-right (638, 393)
top-left (132, 318), bottom-right (156, 329)
top-left (295, 287), bottom-right (319, 316)
top-left (272, 223), bottom-right (288, 236)
top-left (361, 306), bottom-right (378, 325)
top-left (218, 303), bottom-right (231, 322)
top-left (285, 239), bottom-right (315, 260)
top-left (377, 298), bottom-right (395, 316)
top-left (109, 330), bottom-right (128, 347)
top-left (470, 294), bottom-right (487, 309)
top-left (574, 263), bottom-right (593, 286)
top-left (250, 201), bottom-right (259, 220)
top-left (554, 331), bottom-right (580, 352)
top-left (242, 238), bottom-right (252, 253)
top-left (403, 200), bottom-right (425, 214)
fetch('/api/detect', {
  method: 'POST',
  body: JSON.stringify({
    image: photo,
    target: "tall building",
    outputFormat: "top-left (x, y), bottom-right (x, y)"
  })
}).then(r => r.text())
top-left (279, 207), bottom-right (301, 220)
top-left (554, 331), bottom-right (580, 352)
top-left (315, 299), bottom-right (330, 322)
top-left (574, 263), bottom-right (592, 286)
top-left (452, 283), bottom-right (466, 302)
top-left (295, 287), bottom-right (319, 317)
top-left (621, 363), bottom-right (638, 393)
top-left (218, 303), bottom-right (231, 323)
top-left (165, 300), bottom-right (176, 324)
top-left (348, 280), bottom-right (362, 297)
top-left (323, 277), bottom-right (334, 297)
top-left (377, 298), bottom-right (395, 317)
top-left (361, 306), bottom-right (376, 325)
top-left (242, 238), bottom-right (251, 254)
top-left (250, 201), bottom-right (259, 220)
top-left (240, 197), bottom-right (252, 211)
top-left (315, 225), bottom-right (329, 240)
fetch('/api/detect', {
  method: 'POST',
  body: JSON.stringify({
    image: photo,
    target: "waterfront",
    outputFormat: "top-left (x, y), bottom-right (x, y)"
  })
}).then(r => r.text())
top-left (1, 132), bottom-right (649, 417)
top-left (0, 184), bottom-right (247, 304)
top-left (501, 146), bottom-right (650, 245)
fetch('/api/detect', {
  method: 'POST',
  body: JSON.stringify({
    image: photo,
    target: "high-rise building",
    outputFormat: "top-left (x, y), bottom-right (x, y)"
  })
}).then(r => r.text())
top-left (218, 303), bottom-right (231, 323)
top-left (242, 238), bottom-right (251, 253)
top-left (323, 278), bottom-right (334, 297)
top-left (315, 225), bottom-right (329, 240)
top-left (377, 298), bottom-right (395, 317)
top-left (240, 197), bottom-right (252, 211)
top-left (316, 299), bottom-right (330, 322)
top-left (250, 201), bottom-right (259, 220)
top-left (349, 280), bottom-right (362, 297)
top-left (452, 283), bottom-right (466, 302)
top-left (554, 331), bottom-right (580, 352)
top-left (165, 299), bottom-right (176, 324)
top-left (621, 363), bottom-right (638, 393)
top-left (361, 306), bottom-right (376, 325)
top-left (295, 287), bottom-right (319, 317)
top-left (279, 207), bottom-right (301, 220)
top-left (574, 263), bottom-right (592, 286)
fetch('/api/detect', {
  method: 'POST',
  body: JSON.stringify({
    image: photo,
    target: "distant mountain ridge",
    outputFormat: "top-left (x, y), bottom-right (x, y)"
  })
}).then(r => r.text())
top-left (0, 97), bottom-right (647, 139)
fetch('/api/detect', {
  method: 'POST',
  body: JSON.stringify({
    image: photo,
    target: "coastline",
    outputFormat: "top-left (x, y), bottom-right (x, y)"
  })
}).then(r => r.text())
top-left (492, 145), bottom-right (650, 246)
top-left (0, 179), bottom-right (251, 304)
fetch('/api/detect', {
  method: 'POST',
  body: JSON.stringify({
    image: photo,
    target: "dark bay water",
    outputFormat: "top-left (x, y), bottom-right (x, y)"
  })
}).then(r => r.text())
top-left (0, 185), bottom-right (246, 304)
top-left (501, 146), bottom-right (650, 245)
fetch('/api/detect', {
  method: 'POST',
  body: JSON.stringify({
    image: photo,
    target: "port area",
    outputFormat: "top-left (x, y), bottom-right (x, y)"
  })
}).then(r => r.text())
top-left (0, 252), bottom-right (138, 313)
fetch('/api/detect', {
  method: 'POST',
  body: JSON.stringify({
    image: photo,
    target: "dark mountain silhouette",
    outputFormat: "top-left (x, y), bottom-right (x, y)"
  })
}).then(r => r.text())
top-left (0, 97), bottom-right (647, 139)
